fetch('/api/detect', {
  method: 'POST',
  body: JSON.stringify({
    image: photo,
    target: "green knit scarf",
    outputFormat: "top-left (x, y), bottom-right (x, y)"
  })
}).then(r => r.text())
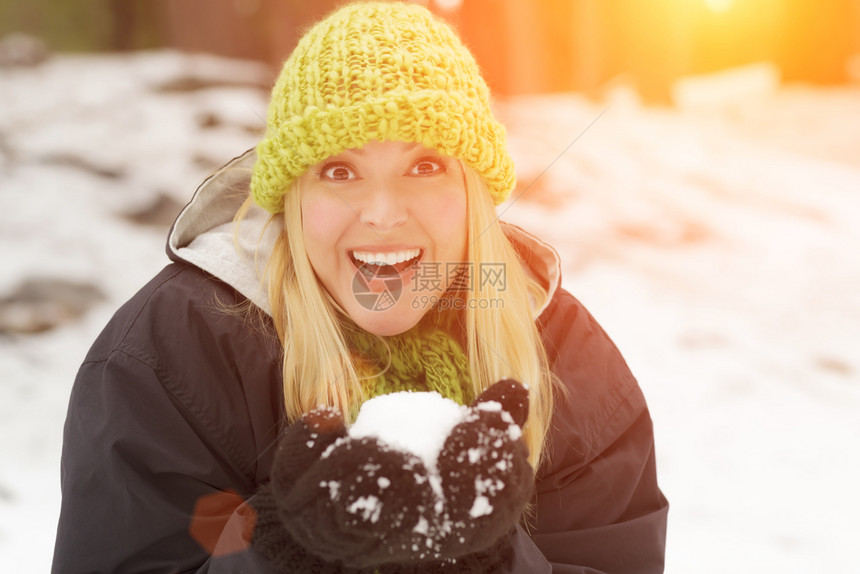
top-left (344, 315), bottom-right (473, 408)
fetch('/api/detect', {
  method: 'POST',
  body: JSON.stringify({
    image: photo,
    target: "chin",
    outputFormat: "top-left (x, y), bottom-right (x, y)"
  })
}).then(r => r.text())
top-left (347, 302), bottom-right (424, 337)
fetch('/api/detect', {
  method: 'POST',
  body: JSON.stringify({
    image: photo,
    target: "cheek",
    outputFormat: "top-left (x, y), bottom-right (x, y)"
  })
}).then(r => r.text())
top-left (301, 198), bottom-right (326, 243)
top-left (300, 195), bottom-right (350, 265)
top-left (429, 189), bottom-right (468, 256)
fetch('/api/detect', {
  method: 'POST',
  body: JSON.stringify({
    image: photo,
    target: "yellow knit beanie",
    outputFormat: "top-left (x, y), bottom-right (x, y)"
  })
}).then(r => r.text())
top-left (251, 1), bottom-right (515, 214)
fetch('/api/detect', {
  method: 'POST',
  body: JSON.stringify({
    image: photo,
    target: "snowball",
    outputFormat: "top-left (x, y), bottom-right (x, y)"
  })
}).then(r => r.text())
top-left (475, 400), bottom-right (502, 413)
top-left (468, 475), bottom-right (504, 518)
top-left (349, 391), bottom-right (467, 472)
top-left (347, 495), bottom-right (382, 523)
top-left (320, 480), bottom-right (340, 500)
top-left (413, 516), bottom-right (429, 535)
top-left (467, 447), bottom-right (483, 463)
top-left (469, 495), bottom-right (493, 518)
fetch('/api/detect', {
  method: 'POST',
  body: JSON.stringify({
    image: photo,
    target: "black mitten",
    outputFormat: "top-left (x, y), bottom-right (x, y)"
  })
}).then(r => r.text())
top-left (252, 379), bottom-right (534, 573)
top-left (252, 404), bottom-right (443, 571)
top-left (277, 434), bottom-right (440, 567)
top-left (436, 379), bottom-right (534, 558)
top-left (251, 406), bottom-right (365, 574)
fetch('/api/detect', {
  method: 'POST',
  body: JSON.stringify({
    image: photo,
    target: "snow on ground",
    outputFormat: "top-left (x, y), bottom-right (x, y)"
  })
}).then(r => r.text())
top-left (1, 51), bottom-right (858, 573)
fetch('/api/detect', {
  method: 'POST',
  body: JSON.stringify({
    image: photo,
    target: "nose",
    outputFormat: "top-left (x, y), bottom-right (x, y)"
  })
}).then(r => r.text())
top-left (358, 181), bottom-right (408, 231)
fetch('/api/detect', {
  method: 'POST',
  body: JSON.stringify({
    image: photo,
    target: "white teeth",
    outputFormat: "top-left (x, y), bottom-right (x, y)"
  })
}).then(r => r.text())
top-left (352, 249), bottom-right (421, 266)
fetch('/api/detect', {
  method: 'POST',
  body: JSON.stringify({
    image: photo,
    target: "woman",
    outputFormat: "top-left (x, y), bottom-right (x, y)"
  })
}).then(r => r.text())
top-left (52, 2), bottom-right (667, 573)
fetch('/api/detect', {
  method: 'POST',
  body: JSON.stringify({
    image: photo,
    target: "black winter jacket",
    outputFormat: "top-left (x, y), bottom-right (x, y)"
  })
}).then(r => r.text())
top-left (52, 152), bottom-right (668, 573)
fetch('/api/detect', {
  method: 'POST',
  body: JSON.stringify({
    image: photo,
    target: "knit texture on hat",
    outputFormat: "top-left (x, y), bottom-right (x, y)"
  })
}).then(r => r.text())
top-left (251, 1), bottom-right (515, 213)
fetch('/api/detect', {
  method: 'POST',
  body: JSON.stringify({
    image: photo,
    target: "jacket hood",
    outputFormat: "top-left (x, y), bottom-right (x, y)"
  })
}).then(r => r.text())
top-left (168, 149), bottom-right (561, 318)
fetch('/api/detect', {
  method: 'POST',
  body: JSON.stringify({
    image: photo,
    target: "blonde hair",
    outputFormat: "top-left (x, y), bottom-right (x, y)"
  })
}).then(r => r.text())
top-left (239, 165), bottom-right (555, 470)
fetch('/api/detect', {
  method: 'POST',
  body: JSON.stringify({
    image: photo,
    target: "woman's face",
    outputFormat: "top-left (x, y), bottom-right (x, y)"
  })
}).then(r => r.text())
top-left (298, 140), bottom-right (468, 336)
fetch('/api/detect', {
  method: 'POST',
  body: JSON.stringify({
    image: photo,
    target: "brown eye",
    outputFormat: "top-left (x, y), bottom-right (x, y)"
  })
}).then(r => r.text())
top-left (409, 158), bottom-right (445, 176)
top-left (320, 163), bottom-right (357, 181)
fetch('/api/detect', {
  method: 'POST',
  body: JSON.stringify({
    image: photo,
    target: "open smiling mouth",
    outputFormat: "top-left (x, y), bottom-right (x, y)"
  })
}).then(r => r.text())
top-left (349, 249), bottom-right (424, 279)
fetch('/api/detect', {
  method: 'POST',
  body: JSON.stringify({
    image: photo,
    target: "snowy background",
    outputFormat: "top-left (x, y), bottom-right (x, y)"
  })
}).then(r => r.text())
top-left (1, 50), bottom-right (859, 573)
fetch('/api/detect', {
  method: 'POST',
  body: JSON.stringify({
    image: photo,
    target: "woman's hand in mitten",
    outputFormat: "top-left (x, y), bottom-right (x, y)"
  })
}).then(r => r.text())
top-left (252, 380), bottom-right (534, 574)
top-left (271, 404), bottom-right (348, 485)
top-left (259, 405), bottom-right (442, 570)
top-left (250, 406), bottom-right (360, 573)
top-left (436, 378), bottom-right (534, 559)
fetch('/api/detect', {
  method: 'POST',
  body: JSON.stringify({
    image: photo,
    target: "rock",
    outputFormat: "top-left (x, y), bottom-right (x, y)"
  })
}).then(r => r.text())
top-left (154, 72), bottom-right (269, 93)
top-left (119, 192), bottom-right (185, 227)
top-left (42, 153), bottom-right (125, 180)
top-left (0, 278), bottom-right (106, 335)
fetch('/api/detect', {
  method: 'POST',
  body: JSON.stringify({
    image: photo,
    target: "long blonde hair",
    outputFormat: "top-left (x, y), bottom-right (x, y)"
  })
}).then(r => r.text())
top-left (239, 165), bottom-right (555, 470)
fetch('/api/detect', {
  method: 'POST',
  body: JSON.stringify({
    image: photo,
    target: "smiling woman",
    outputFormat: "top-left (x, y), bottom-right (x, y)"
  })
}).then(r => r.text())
top-left (297, 141), bottom-right (468, 336)
top-left (52, 2), bottom-right (668, 573)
